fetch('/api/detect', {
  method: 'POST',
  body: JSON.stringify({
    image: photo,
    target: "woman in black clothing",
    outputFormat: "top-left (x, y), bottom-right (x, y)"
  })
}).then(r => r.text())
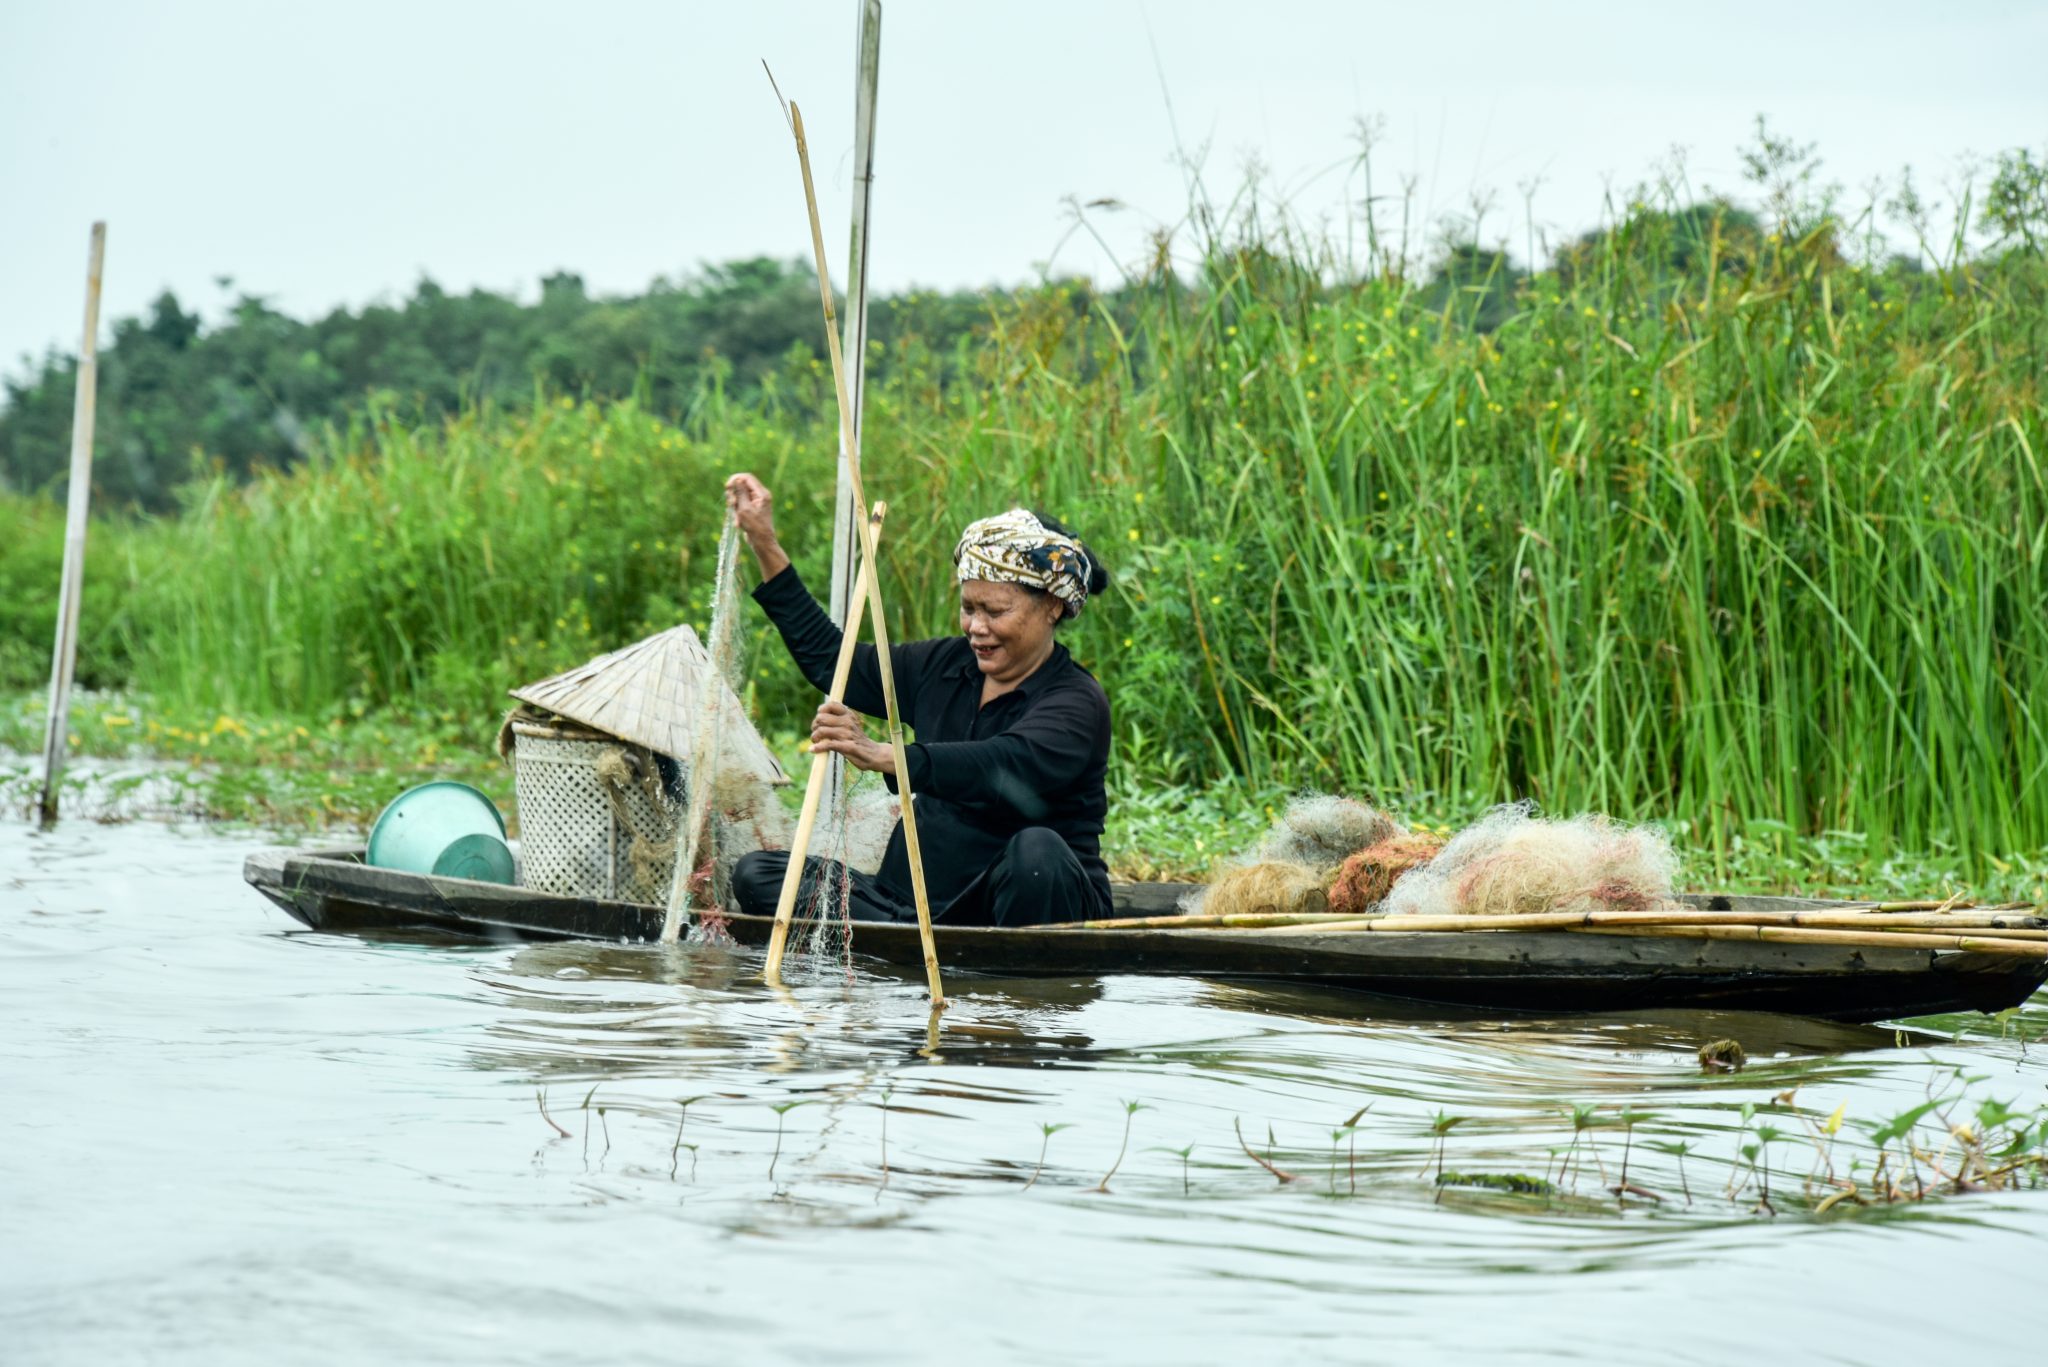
top-left (722, 472), bottom-right (1113, 928)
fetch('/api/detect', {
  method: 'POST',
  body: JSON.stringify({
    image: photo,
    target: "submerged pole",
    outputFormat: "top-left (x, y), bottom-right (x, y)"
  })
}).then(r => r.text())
top-left (37, 222), bottom-right (107, 829)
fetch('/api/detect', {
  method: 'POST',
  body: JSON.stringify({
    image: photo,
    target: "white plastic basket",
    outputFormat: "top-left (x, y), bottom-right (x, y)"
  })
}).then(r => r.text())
top-left (510, 721), bottom-right (678, 904)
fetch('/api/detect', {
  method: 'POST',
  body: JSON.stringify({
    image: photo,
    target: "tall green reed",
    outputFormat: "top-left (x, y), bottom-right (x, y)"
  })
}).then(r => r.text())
top-left (27, 171), bottom-right (2044, 880)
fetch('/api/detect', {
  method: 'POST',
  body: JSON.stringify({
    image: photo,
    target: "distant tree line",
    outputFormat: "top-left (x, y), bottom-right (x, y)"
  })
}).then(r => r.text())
top-left (0, 258), bottom-right (993, 510)
top-left (7, 136), bottom-right (2041, 513)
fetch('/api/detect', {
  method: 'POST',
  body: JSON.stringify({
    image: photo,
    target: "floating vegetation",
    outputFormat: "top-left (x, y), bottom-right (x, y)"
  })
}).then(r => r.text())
top-left (1436, 1171), bottom-right (1555, 1196)
top-left (518, 1061), bottom-right (2048, 1222)
top-left (1699, 1039), bottom-right (1749, 1073)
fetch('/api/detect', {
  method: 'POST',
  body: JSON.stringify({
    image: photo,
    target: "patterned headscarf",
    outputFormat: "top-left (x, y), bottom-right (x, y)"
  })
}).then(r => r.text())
top-left (953, 508), bottom-right (1095, 618)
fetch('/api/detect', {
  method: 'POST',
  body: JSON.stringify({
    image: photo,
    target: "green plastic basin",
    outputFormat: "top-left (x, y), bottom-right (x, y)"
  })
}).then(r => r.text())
top-left (366, 782), bottom-right (513, 885)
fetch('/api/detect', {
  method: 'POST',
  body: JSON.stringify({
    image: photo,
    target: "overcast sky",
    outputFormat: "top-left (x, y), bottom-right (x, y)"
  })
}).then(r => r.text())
top-left (2, 0), bottom-right (2043, 375)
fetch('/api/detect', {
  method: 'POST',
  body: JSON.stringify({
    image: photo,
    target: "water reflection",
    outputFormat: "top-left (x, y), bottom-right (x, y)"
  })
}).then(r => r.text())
top-left (6, 820), bottom-right (2046, 1367)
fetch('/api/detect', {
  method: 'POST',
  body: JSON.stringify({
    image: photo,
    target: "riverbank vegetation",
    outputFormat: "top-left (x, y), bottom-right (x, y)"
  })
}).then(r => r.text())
top-left (3, 135), bottom-right (2044, 895)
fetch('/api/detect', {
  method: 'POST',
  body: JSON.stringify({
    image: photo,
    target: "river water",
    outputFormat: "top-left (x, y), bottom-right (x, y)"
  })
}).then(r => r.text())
top-left (4, 818), bottom-right (2043, 1365)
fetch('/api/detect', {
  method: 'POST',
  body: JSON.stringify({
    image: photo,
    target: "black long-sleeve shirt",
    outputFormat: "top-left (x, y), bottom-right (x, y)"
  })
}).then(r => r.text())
top-left (752, 565), bottom-right (1113, 917)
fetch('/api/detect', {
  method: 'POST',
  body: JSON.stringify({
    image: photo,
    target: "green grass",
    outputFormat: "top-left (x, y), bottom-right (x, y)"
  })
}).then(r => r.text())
top-left (7, 689), bottom-right (2046, 902)
top-left (2, 176), bottom-right (2044, 889)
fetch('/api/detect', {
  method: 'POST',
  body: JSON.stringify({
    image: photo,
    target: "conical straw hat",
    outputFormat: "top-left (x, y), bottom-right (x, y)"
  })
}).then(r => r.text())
top-left (509, 626), bottom-right (788, 784)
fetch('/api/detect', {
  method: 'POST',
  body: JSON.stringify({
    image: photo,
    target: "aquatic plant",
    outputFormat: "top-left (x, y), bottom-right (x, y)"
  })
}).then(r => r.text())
top-left (1435, 1171), bottom-right (1555, 1196)
top-left (1149, 1143), bottom-right (1196, 1196)
top-left (876, 1086), bottom-right (893, 1195)
top-left (1648, 1139), bottom-right (1696, 1204)
top-left (535, 1088), bottom-right (570, 1140)
top-left (1339, 1105), bottom-right (1371, 1195)
top-left (1698, 1039), bottom-right (1748, 1073)
top-left (1560, 1103), bottom-right (1608, 1191)
top-left (1425, 1111), bottom-right (1468, 1199)
top-left (671, 1096), bottom-right (707, 1182)
top-left (580, 1084), bottom-right (600, 1161)
top-left (1234, 1117), bottom-right (1301, 1184)
top-left (1095, 1100), bottom-right (1149, 1194)
top-left (1021, 1122), bottom-right (1073, 1192)
top-left (1825, 1069), bottom-right (2048, 1209)
top-left (767, 1099), bottom-right (812, 1183)
top-left (1611, 1109), bottom-right (1658, 1205)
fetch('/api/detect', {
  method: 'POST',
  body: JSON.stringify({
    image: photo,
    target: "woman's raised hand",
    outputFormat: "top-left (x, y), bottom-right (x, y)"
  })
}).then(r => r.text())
top-left (724, 472), bottom-right (776, 539)
top-left (724, 472), bottom-right (789, 579)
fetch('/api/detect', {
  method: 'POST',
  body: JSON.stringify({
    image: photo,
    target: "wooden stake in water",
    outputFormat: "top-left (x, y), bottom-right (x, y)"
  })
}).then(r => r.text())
top-left (38, 222), bottom-right (107, 829)
top-left (762, 89), bottom-right (944, 1004)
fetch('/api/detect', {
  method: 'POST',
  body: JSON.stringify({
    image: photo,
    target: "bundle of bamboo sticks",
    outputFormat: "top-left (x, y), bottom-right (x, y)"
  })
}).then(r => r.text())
top-left (1060, 901), bottom-right (2048, 958)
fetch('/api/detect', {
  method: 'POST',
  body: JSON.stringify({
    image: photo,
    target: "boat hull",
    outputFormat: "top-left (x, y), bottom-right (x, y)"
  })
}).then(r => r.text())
top-left (243, 847), bottom-right (2047, 1023)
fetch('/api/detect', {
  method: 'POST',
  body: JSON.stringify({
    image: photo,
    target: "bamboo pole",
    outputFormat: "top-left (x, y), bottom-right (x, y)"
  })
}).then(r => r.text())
top-left (1066, 908), bottom-right (2047, 934)
top-left (1250, 909), bottom-right (2048, 937)
top-left (1063, 908), bottom-right (2048, 957)
top-left (1570, 924), bottom-right (2048, 958)
top-left (822, 0), bottom-right (884, 893)
top-left (775, 95), bottom-right (945, 1003)
top-left (37, 222), bottom-right (107, 829)
top-left (828, 0), bottom-right (881, 631)
top-left (763, 502), bottom-right (883, 980)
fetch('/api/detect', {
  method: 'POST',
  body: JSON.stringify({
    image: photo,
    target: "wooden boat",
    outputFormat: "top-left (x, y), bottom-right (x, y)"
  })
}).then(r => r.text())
top-left (243, 846), bottom-right (2048, 1023)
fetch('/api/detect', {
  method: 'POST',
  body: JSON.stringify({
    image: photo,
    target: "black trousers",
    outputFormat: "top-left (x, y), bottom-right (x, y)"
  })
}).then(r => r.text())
top-left (730, 827), bottom-right (1095, 928)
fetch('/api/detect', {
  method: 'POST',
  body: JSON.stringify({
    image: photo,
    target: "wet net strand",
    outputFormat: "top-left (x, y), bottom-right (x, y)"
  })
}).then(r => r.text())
top-left (661, 515), bottom-right (746, 943)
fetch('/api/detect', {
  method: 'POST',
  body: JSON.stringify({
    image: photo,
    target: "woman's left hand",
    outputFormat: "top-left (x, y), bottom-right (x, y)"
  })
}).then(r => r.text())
top-left (809, 701), bottom-right (895, 775)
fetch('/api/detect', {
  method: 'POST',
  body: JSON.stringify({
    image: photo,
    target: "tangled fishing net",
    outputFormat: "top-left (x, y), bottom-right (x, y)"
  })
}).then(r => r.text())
top-left (1179, 794), bottom-right (1399, 917)
top-left (655, 518), bottom-right (753, 946)
top-left (814, 785), bottom-right (896, 875)
top-left (1182, 860), bottom-right (1330, 919)
top-left (1325, 833), bottom-right (1446, 915)
top-left (1381, 802), bottom-right (1677, 918)
top-left (656, 517), bottom-right (896, 973)
top-left (1253, 795), bottom-right (1400, 871)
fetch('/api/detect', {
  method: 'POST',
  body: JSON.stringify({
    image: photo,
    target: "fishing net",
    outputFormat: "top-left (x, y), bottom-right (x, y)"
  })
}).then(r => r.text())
top-left (650, 514), bottom-right (895, 971)
top-left (1180, 794), bottom-right (1402, 917)
top-left (1381, 801), bottom-right (1678, 918)
top-left (1179, 860), bottom-right (1329, 918)
top-left (663, 516), bottom-right (754, 944)
top-left (1326, 833), bottom-right (1446, 915)
top-left (791, 757), bottom-right (860, 972)
top-left (1253, 796), bottom-right (1400, 872)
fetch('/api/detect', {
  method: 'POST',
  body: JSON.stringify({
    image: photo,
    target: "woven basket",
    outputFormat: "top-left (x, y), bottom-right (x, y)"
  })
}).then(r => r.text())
top-left (510, 720), bottom-right (679, 904)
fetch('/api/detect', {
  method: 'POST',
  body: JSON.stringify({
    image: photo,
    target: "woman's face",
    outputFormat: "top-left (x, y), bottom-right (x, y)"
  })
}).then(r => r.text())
top-left (958, 579), bottom-right (1062, 678)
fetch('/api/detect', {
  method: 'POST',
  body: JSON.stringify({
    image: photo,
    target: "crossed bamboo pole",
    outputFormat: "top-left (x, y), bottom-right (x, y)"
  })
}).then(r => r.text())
top-left (760, 98), bottom-right (944, 1003)
top-left (761, 500), bottom-right (886, 969)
